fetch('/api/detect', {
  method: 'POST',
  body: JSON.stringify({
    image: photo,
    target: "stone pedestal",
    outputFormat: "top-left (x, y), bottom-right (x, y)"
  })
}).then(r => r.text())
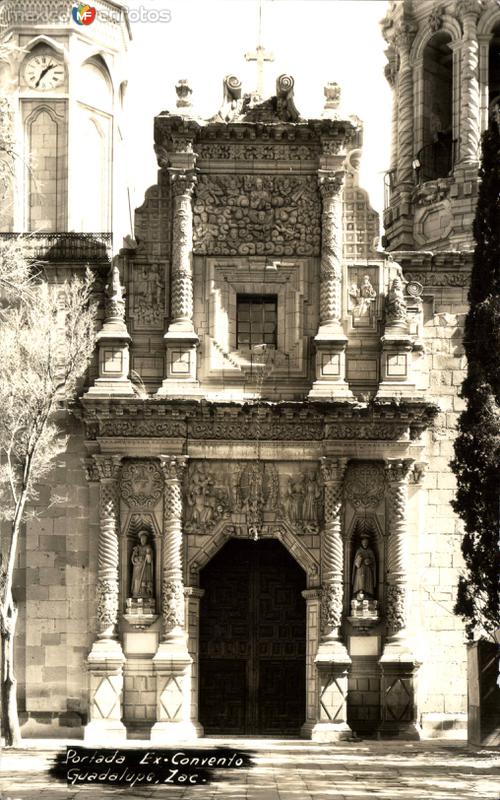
top-left (85, 640), bottom-right (127, 744)
top-left (150, 646), bottom-right (197, 743)
top-left (312, 641), bottom-right (352, 742)
top-left (379, 648), bottom-right (421, 740)
top-left (376, 333), bottom-right (415, 398)
top-left (85, 264), bottom-right (134, 397)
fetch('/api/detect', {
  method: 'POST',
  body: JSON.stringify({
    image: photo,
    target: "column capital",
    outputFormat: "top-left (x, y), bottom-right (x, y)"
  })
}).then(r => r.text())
top-left (318, 170), bottom-right (344, 199)
top-left (411, 461), bottom-right (428, 485)
top-left (384, 458), bottom-right (413, 484)
top-left (159, 454), bottom-right (188, 483)
top-left (320, 457), bottom-right (348, 485)
top-left (394, 22), bottom-right (416, 57)
top-left (169, 169), bottom-right (197, 197)
top-left (456, 0), bottom-right (483, 22)
top-left (87, 454), bottom-right (123, 483)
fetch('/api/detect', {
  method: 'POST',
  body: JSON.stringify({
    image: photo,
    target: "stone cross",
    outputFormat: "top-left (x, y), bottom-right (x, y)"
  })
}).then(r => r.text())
top-left (245, 0), bottom-right (274, 97)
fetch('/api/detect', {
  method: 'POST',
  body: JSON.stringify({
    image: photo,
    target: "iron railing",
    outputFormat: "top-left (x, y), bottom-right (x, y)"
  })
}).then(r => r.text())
top-left (0, 232), bottom-right (113, 262)
top-left (414, 137), bottom-right (458, 184)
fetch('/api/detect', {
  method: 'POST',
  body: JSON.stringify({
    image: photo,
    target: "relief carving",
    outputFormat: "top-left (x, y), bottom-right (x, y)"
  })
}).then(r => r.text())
top-left (184, 462), bottom-right (231, 533)
top-left (120, 460), bottom-right (163, 508)
top-left (197, 142), bottom-right (319, 161)
top-left (385, 277), bottom-right (408, 326)
top-left (348, 274), bottom-right (377, 319)
top-left (283, 470), bottom-right (323, 534)
top-left (192, 174), bottom-right (321, 256)
top-left (344, 462), bottom-right (385, 510)
top-left (237, 462), bottom-right (279, 529)
top-left (131, 263), bottom-right (164, 329)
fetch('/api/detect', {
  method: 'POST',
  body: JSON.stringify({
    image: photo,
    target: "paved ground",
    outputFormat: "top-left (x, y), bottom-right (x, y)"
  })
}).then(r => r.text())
top-left (0, 738), bottom-right (499, 800)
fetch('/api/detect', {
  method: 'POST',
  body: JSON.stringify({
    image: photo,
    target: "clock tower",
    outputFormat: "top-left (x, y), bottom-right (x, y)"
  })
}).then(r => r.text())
top-left (0, 0), bottom-right (131, 248)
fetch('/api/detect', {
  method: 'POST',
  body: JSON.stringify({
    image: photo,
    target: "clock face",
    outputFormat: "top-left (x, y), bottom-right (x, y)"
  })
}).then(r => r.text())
top-left (25, 54), bottom-right (65, 90)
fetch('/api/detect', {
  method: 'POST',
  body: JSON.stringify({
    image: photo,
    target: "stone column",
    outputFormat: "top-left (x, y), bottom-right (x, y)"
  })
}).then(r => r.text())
top-left (158, 169), bottom-right (201, 397)
top-left (395, 24), bottom-right (414, 187)
top-left (309, 172), bottom-right (352, 400)
top-left (84, 454), bottom-right (126, 743)
top-left (379, 457), bottom-right (421, 740)
top-left (457, 0), bottom-right (481, 165)
top-left (312, 457), bottom-right (351, 742)
top-left (185, 587), bottom-right (205, 737)
top-left (151, 455), bottom-right (195, 742)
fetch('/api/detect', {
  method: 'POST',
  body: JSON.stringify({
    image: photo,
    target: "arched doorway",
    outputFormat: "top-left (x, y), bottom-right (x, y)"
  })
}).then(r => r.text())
top-left (199, 538), bottom-right (306, 735)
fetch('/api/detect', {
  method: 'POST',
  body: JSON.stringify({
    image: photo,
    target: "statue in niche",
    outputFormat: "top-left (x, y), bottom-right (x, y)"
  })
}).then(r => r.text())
top-left (351, 535), bottom-right (377, 599)
top-left (349, 274), bottom-right (376, 318)
top-left (130, 530), bottom-right (154, 599)
top-left (302, 472), bottom-right (322, 524)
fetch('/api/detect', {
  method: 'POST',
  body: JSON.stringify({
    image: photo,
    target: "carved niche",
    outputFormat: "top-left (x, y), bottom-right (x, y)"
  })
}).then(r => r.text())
top-left (121, 460), bottom-right (163, 508)
top-left (236, 462), bottom-right (279, 531)
top-left (130, 263), bottom-right (165, 329)
top-left (192, 174), bottom-right (321, 256)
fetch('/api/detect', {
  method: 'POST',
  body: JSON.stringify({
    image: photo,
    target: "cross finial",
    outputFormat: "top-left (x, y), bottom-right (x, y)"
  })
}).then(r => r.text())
top-left (244, 0), bottom-right (274, 97)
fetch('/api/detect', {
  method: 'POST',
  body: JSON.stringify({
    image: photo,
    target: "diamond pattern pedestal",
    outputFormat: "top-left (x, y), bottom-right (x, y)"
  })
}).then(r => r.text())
top-left (84, 641), bottom-right (126, 744)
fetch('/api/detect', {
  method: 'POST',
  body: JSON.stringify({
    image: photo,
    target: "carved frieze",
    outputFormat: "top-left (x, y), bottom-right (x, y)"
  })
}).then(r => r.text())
top-left (99, 420), bottom-right (186, 438)
top-left (189, 419), bottom-right (323, 441)
top-left (196, 142), bottom-right (319, 161)
top-left (404, 272), bottom-right (471, 288)
top-left (120, 460), bottom-right (163, 508)
top-left (192, 174), bottom-right (321, 256)
top-left (326, 423), bottom-right (407, 441)
top-left (344, 462), bottom-right (385, 510)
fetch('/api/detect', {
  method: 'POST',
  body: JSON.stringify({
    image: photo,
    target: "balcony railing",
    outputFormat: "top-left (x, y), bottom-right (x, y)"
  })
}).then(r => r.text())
top-left (414, 136), bottom-right (458, 184)
top-left (0, 233), bottom-right (112, 263)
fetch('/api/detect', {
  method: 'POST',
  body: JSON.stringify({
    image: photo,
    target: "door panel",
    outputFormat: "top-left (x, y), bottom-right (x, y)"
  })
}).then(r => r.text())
top-left (199, 539), bottom-right (306, 735)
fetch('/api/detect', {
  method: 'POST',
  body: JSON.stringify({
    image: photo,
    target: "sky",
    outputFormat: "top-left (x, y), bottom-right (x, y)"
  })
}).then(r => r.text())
top-left (124, 0), bottom-right (392, 214)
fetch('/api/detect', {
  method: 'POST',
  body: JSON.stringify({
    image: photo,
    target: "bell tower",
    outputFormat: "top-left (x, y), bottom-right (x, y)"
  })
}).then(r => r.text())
top-left (382, 0), bottom-right (500, 252)
top-left (0, 0), bottom-right (131, 248)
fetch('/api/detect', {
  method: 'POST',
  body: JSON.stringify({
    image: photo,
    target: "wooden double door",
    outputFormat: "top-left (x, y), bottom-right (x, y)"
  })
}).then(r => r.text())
top-left (199, 539), bottom-right (307, 735)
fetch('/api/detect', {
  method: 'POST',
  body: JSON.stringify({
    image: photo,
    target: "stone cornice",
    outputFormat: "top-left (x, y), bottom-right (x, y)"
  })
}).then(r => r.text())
top-left (391, 249), bottom-right (473, 288)
top-left (76, 398), bottom-right (439, 444)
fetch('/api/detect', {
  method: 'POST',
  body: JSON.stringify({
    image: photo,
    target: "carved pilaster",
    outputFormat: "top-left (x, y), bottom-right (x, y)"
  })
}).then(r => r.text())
top-left (309, 171), bottom-right (352, 400)
top-left (159, 455), bottom-right (188, 643)
top-left (84, 453), bottom-right (126, 744)
top-left (384, 458), bottom-right (413, 638)
top-left (457, 0), bottom-right (481, 164)
top-left (158, 170), bottom-right (200, 396)
top-left (312, 457), bottom-right (351, 743)
top-left (320, 457), bottom-right (347, 641)
top-left (93, 455), bottom-right (123, 641)
top-left (385, 46), bottom-right (399, 175)
top-left (169, 170), bottom-right (196, 331)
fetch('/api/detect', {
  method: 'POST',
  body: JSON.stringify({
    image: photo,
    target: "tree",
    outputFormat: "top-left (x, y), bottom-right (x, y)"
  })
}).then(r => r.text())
top-left (451, 118), bottom-right (500, 642)
top-left (0, 244), bottom-right (96, 746)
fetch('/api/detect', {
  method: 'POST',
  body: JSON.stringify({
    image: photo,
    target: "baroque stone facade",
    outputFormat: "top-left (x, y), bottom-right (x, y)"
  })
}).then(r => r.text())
top-left (3, 0), bottom-right (483, 743)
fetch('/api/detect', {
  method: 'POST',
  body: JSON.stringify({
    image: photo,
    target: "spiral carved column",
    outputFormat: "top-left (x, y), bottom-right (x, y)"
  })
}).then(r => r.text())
top-left (158, 170), bottom-right (200, 395)
top-left (320, 457), bottom-right (347, 642)
top-left (378, 457), bottom-right (420, 741)
top-left (84, 454), bottom-right (126, 743)
top-left (152, 455), bottom-right (194, 742)
top-left (159, 455), bottom-right (188, 642)
top-left (312, 457), bottom-right (351, 743)
top-left (395, 24), bottom-right (415, 187)
top-left (458, 1), bottom-right (481, 164)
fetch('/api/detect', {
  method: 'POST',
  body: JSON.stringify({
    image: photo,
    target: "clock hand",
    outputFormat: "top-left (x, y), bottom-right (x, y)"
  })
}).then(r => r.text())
top-left (35, 64), bottom-right (56, 88)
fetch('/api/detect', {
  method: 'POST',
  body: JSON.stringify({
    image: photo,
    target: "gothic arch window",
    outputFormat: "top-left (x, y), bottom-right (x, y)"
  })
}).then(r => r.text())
top-left (418, 32), bottom-right (454, 182)
top-left (25, 103), bottom-right (66, 232)
top-left (75, 59), bottom-right (113, 231)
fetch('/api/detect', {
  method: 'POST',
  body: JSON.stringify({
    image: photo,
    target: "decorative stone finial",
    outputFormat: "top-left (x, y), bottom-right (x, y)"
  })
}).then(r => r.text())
top-left (324, 82), bottom-right (341, 111)
top-left (223, 74), bottom-right (242, 103)
top-left (275, 74), bottom-right (300, 122)
top-left (175, 79), bottom-right (193, 110)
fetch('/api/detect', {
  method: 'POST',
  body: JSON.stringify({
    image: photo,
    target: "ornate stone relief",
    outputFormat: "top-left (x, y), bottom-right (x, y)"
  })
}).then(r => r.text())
top-left (385, 277), bottom-right (408, 326)
top-left (196, 142), bottom-right (319, 161)
top-left (120, 460), bottom-right (163, 508)
top-left (192, 174), bottom-right (321, 256)
top-left (404, 271), bottom-right (471, 288)
top-left (344, 462), bottom-right (385, 510)
top-left (131, 263), bottom-right (164, 329)
top-left (184, 462), bottom-right (231, 533)
top-left (412, 178), bottom-right (451, 207)
top-left (282, 469), bottom-right (323, 534)
top-left (236, 461), bottom-right (279, 530)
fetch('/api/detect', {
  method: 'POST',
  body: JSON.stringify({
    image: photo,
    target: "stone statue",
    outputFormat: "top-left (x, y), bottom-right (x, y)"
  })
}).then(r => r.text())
top-left (130, 531), bottom-right (154, 598)
top-left (302, 472), bottom-right (321, 524)
top-left (286, 476), bottom-right (305, 522)
top-left (385, 277), bottom-right (407, 325)
top-left (352, 535), bottom-right (377, 598)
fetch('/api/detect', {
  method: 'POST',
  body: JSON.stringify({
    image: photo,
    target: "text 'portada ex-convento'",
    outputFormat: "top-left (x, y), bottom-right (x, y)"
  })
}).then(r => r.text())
top-left (0, 0), bottom-right (498, 745)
